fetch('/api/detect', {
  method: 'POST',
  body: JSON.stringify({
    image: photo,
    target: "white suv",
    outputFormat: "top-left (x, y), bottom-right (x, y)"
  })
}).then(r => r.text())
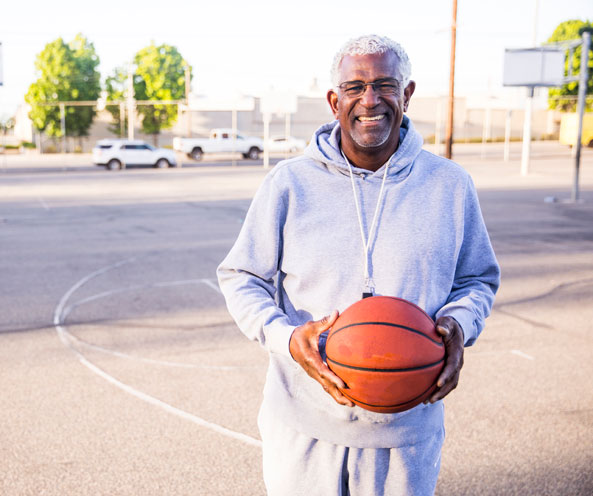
top-left (92, 139), bottom-right (178, 170)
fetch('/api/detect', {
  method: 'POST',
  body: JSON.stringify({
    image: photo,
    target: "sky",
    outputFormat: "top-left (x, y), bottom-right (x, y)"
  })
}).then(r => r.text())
top-left (0, 0), bottom-right (592, 120)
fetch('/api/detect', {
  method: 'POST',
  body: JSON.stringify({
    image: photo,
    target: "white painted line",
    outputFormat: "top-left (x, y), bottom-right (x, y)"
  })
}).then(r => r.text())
top-left (59, 278), bottom-right (252, 370)
top-left (62, 278), bottom-right (220, 319)
top-left (77, 354), bottom-right (262, 448)
top-left (53, 257), bottom-right (137, 331)
top-left (510, 349), bottom-right (535, 361)
top-left (202, 278), bottom-right (222, 294)
top-left (53, 258), bottom-right (262, 448)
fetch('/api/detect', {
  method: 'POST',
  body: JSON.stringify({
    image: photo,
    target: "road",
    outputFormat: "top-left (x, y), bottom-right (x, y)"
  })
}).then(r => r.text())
top-left (1, 142), bottom-right (592, 495)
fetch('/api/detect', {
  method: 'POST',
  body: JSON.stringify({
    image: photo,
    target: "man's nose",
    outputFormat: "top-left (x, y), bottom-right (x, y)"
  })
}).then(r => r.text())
top-left (359, 84), bottom-right (381, 106)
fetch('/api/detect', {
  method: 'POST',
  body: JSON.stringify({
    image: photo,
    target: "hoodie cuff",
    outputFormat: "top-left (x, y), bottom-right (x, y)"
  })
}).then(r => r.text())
top-left (435, 306), bottom-right (476, 346)
top-left (265, 321), bottom-right (296, 358)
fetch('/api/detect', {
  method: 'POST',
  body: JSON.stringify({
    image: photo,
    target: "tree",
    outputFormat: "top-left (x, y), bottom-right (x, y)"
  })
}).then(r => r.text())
top-left (104, 66), bottom-right (128, 137)
top-left (25, 35), bottom-right (101, 139)
top-left (547, 19), bottom-right (593, 112)
top-left (68, 35), bottom-right (102, 137)
top-left (133, 43), bottom-right (190, 144)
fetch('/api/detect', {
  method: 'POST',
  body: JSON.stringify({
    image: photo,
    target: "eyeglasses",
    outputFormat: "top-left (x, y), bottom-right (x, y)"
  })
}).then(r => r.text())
top-left (337, 78), bottom-right (401, 98)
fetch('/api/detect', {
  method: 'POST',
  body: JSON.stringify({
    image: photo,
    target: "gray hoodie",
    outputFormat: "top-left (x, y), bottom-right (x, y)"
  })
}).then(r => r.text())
top-left (217, 116), bottom-right (500, 448)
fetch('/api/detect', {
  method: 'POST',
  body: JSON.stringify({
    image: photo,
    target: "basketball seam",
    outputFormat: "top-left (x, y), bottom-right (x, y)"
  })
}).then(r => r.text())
top-left (326, 356), bottom-right (444, 373)
top-left (341, 383), bottom-right (437, 410)
top-left (329, 321), bottom-right (444, 346)
top-left (379, 296), bottom-right (434, 324)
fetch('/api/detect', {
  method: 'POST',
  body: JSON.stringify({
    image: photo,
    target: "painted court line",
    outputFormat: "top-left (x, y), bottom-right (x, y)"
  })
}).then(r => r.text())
top-left (510, 349), bottom-right (535, 361)
top-left (60, 278), bottom-right (251, 370)
top-left (63, 278), bottom-right (222, 325)
top-left (201, 278), bottom-right (222, 294)
top-left (53, 258), bottom-right (262, 448)
top-left (78, 355), bottom-right (262, 448)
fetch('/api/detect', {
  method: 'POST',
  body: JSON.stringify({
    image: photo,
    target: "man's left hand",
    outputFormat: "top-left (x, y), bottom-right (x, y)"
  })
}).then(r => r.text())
top-left (426, 316), bottom-right (465, 403)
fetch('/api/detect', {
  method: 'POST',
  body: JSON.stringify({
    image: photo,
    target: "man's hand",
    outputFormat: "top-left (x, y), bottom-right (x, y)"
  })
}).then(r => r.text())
top-left (289, 310), bottom-right (354, 407)
top-left (426, 316), bottom-right (465, 403)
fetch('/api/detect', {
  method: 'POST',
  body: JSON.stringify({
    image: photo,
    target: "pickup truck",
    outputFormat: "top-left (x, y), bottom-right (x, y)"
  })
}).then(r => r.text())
top-left (173, 128), bottom-right (264, 160)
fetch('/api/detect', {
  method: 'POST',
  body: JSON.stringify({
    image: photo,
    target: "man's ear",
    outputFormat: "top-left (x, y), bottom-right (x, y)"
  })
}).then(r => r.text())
top-left (403, 80), bottom-right (416, 113)
top-left (327, 89), bottom-right (339, 118)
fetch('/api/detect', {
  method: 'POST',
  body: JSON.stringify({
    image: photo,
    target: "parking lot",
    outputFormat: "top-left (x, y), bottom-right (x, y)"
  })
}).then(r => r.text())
top-left (1, 142), bottom-right (592, 495)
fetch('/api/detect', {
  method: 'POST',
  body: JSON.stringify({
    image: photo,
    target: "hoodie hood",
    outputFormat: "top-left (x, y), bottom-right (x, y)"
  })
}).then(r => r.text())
top-left (304, 115), bottom-right (424, 179)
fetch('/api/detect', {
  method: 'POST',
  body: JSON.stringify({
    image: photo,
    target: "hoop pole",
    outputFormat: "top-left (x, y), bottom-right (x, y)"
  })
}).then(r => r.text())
top-left (521, 87), bottom-right (534, 176)
top-left (573, 31), bottom-right (591, 202)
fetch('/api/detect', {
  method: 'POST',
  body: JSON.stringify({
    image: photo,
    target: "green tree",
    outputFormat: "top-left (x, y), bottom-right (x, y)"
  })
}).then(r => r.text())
top-left (25, 35), bottom-right (101, 139)
top-left (133, 43), bottom-right (190, 144)
top-left (547, 19), bottom-right (593, 112)
top-left (68, 35), bottom-right (102, 137)
top-left (104, 66), bottom-right (128, 137)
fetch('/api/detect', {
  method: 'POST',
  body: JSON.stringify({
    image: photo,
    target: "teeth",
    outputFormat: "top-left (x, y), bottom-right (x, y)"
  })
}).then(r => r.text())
top-left (358, 115), bottom-right (384, 122)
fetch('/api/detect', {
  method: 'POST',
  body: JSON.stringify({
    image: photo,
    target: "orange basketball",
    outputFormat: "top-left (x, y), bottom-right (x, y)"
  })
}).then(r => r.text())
top-left (326, 296), bottom-right (444, 413)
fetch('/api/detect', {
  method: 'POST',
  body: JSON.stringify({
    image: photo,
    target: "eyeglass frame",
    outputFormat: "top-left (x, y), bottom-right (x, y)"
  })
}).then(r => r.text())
top-left (336, 78), bottom-right (403, 98)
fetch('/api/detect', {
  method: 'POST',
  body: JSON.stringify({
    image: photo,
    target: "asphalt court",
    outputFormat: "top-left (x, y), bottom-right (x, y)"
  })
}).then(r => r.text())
top-left (1, 142), bottom-right (592, 495)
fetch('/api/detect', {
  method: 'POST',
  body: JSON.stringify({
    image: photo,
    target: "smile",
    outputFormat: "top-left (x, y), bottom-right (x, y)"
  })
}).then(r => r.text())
top-left (357, 115), bottom-right (385, 122)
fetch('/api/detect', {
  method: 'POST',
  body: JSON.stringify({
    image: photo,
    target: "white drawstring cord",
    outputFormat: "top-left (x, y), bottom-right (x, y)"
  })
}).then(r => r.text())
top-left (341, 150), bottom-right (390, 296)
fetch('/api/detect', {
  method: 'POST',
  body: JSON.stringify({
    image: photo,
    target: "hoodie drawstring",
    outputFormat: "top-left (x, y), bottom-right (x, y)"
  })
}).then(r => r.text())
top-left (341, 151), bottom-right (390, 298)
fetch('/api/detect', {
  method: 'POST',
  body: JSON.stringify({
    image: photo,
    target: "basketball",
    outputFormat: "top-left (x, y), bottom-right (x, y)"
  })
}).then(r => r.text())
top-left (325, 296), bottom-right (445, 413)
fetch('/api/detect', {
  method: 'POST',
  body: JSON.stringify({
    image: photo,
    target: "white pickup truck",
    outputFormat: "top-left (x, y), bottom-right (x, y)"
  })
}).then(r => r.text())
top-left (173, 128), bottom-right (264, 161)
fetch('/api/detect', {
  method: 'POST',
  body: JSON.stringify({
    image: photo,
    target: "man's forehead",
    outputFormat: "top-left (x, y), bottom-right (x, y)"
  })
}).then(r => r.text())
top-left (338, 52), bottom-right (401, 81)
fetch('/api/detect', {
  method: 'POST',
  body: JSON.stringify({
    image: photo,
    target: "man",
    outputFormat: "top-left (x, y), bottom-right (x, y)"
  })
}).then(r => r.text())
top-left (217, 34), bottom-right (499, 495)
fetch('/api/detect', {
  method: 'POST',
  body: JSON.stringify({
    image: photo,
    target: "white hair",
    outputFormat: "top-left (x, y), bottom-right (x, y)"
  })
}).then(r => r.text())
top-left (330, 34), bottom-right (412, 88)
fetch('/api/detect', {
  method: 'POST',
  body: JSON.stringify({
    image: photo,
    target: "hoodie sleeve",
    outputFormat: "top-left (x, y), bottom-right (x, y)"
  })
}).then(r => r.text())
top-left (435, 176), bottom-right (500, 346)
top-left (216, 171), bottom-right (294, 357)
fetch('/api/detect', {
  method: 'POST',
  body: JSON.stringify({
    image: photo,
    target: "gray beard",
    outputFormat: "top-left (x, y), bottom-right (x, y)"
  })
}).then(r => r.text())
top-left (352, 128), bottom-right (391, 149)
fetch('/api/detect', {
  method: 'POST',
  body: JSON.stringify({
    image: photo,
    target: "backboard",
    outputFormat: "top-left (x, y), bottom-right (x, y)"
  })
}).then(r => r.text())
top-left (503, 47), bottom-right (565, 87)
top-left (260, 91), bottom-right (298, 115)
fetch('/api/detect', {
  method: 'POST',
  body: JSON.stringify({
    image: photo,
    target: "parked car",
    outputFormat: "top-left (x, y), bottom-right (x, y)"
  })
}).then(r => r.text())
top-left (268, 136), bottom-right (307, 153)
top-left (173, 129), bottom-right (263, 161)
top-left (92, 139), bottom-right (178, 170)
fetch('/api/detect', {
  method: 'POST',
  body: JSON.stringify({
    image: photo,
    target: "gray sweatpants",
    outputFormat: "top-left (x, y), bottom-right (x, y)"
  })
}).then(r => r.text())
top-left (258, 408), bottom-right (444, 496)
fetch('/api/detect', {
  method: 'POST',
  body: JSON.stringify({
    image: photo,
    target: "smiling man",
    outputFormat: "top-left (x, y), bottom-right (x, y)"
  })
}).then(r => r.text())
top-left (329, 50), bottom-right (415, 170)
top-left (218, 35), bottom-right (500, 495)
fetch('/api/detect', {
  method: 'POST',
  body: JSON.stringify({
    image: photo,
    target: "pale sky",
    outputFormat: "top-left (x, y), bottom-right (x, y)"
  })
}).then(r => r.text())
top-left (0, 0), bottom-right (591, 120)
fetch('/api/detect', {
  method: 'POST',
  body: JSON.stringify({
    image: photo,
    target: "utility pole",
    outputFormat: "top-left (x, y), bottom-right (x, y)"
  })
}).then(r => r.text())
top-left (444, 0), bottom-right (457, 159)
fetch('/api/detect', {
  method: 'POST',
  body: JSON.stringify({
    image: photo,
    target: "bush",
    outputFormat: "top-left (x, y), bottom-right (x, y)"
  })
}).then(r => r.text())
top-left (21, 141), bottom-right (36, 149)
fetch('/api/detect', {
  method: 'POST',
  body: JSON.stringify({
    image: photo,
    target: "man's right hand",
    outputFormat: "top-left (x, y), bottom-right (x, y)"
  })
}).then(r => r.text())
top-left (288, 310), bottom-right (354, 407)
